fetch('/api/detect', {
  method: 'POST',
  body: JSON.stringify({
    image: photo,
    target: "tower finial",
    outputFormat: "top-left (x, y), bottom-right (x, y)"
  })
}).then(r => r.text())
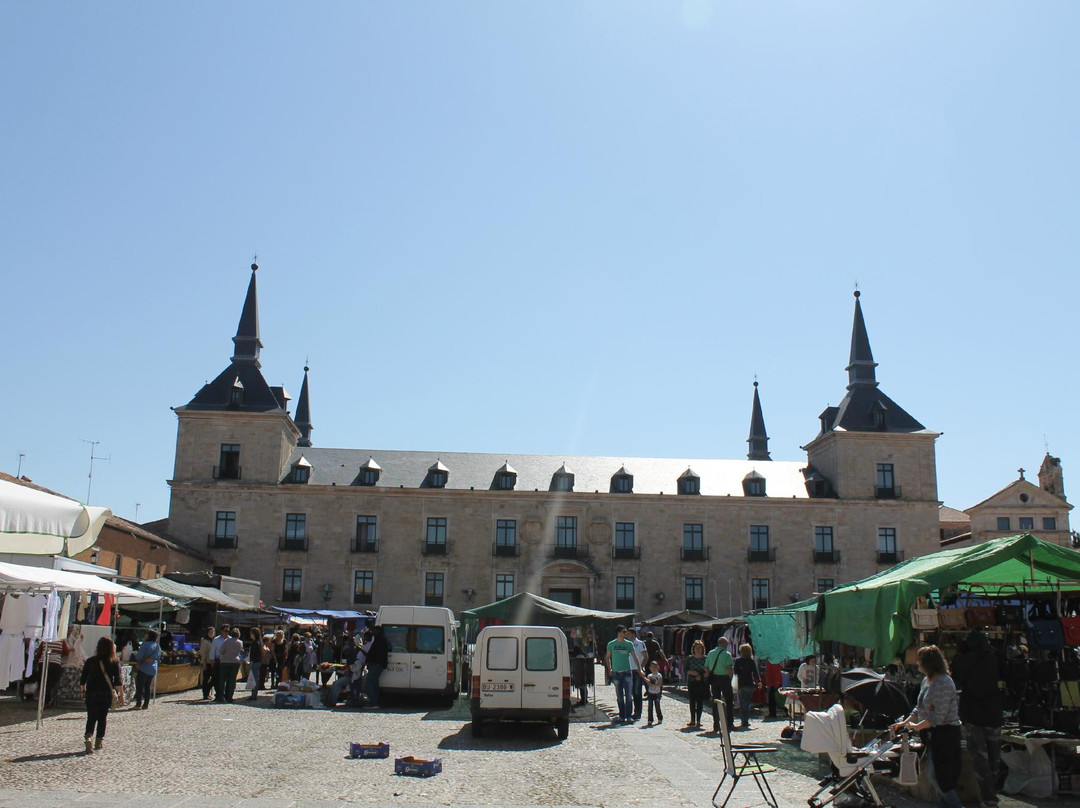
top-left (747, 379), bottom-right (771, 461)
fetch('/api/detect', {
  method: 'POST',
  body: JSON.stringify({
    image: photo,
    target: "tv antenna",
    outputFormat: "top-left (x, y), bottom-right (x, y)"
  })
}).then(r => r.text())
top-left (16, 452), bottom-right (25, 478)
top-left (82, 440), bottom-right (110, 504)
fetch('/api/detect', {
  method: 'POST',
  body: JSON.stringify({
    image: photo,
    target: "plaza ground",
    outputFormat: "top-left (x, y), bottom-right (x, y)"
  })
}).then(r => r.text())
top-left (0, 683), bottom-right (1075, 808)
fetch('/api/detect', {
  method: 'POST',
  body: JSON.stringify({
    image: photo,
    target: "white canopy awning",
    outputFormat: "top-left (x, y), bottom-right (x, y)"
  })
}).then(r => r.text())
top-left (0, 560), bottom-right (161, 604)
top-left (0, 479), bottom-right (111, 556)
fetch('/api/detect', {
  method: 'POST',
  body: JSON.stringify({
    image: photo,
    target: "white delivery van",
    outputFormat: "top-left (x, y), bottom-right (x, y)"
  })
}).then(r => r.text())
top-left (470, 625), bottom-right (571, 740)
top-left (375, 606), bottom-right (459, 704)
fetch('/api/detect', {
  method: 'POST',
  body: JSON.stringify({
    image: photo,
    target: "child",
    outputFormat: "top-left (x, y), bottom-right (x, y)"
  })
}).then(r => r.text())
top-left (645, 660), bottom-right (664, 725)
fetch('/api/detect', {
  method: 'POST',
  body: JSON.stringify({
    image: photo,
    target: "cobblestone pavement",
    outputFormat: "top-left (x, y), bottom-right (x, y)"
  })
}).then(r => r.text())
top-left (1, 684), bottom-right (1078, 808)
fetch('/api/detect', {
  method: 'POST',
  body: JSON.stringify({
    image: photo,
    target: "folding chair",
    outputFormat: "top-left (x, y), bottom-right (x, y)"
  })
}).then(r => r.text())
top-left (711, 699), bottom-right (779, 808)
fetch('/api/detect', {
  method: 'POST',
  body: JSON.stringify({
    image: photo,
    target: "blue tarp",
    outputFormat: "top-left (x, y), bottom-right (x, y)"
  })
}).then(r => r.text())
top-left (272, 607), bottom-right (374, 620)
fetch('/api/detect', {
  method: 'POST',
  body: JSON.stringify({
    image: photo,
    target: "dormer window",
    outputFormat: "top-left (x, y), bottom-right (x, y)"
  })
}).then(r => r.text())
top-left (552, 464), bottom-right (575, 492)
top-left (229, 378), bottom-right (244, 408)
top-left (871, 400), bottom-right (888, 429)
top-left (678, 468), bottom-right (700, 495)
top-left (494, 462), bottom-right (517, 491)
top-left (611, 466), bottom-right (634, 494)
top-left (428, 460), bottom-right (449, 488)
top-left (289, 457), bottom-right (311, 484)
top-left (358, 457), bottom-right (381, 487)
top-left (743, 470), bottom-right (766, 497)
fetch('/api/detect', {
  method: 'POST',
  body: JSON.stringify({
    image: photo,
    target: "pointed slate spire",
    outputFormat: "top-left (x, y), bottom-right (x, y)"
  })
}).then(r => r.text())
top-left (231, 263), bottom-right (264, 368)
top-left (846, 290), bottom-right (878, 390)
top-left (294, 365), bottom-right (313, 447)
top-left (747, 381), bottom-right (771, 461)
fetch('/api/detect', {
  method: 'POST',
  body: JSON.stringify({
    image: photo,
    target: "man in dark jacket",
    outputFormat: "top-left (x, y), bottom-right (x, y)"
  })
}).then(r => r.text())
top-left (951, 630), bottom-right (1002, 807)
top-left (363, 626), bottom-right (389, 709)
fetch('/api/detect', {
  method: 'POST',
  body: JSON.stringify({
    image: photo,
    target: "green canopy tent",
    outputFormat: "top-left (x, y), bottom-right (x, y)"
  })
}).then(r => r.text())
top-left (744, 598), bottom-right (819, 662)
top-left (813, 534), bottom-right (1080, 661)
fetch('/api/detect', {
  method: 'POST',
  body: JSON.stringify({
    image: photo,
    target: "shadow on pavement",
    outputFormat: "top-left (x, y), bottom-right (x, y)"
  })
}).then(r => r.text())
top-left (437, 721), bottom-right (562, 751)
top-left (5, 750), bottom-right (87, 763)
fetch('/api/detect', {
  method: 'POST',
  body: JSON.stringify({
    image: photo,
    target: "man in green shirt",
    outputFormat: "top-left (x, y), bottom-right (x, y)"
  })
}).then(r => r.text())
top-left (605, 626), bottom-right (637, 723)
top-left (704, 637), bottom-right (734, 732)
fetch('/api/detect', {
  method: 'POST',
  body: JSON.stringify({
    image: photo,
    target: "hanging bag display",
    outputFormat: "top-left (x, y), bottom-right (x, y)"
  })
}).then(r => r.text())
top-left (939, 605), bottom-right (968, 630)
top-left (963, 585), bottom-right (997, 628)
top-left (910, 597), bottom-right (939, 630)
top-left (1027, 602), bottom-right (1065, 652)
top-left (995, 585), bottom-right (1025, 626)
top-left (1061, 616), bottom-right (1080, 647)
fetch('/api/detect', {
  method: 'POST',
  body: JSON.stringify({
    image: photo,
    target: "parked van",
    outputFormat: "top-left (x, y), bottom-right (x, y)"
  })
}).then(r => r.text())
top-left (375, 606), bottom-right (459, 703)
top-left (470, 625), bottom-right (571, 739)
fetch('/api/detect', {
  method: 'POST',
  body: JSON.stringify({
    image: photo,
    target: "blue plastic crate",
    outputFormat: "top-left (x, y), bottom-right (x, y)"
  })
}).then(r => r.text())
top-left (394, 756), bottom-right (442, 777)
top-left (349, 742), bottom-right (390, 759)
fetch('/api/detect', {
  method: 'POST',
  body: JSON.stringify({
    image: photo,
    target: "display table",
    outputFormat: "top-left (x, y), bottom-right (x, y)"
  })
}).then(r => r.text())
top-left (155, 661), bottom-right (202, 694)
top-left (55, 663), bottom-right (134, 706)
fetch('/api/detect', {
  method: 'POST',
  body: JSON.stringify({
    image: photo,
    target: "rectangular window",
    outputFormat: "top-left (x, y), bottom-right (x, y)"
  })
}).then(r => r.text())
top-left (487, 636), bottom-right (518, 671)
top-left (817, 578), bottom-right (835, 592)
top-left (495, 519), bottom-right (517, 552)
top-left (426, 517), bottom-right (447, 545)
top-left (814, 526), bottom-right (834, 553)
top-left (555, 516), bottom-right (577, 547)
top-left (415, 626), bottom-right (445, 654)
top-left (749, 525), bottom-right (769, 552)
top-left (135, 560), bottom-right (143, 578)
top-left (217, 443), bottom-right (241, 479)
top-left (356, 515), bottom-right (377, 542)
top-left (353, 570), bottom-right (373, 604)
top-left (615, 576), bottom-right (635, 611)
top-left (425, 572), bottom-right (444, 606)
top-left (526, 637), bottom-right (558, 671)
top-left (1019, 517), bottom-right (1034, 531)
top-left (878, 528), bottom-right (897, 554)
top-left (1044, 517), bottom-right (1058, 531)
top-left (683, 523), bottom-right (704, 550)
top-left (751, 579), bottom-right (770, 610)
top-left (495, 573), bottom-right (514, 600)
top-left (282, 569), bottom-right (302, 602)
top-left (214, 511), bottom-right (236, 539)
top-left (615, 522), bottom-right (635, 549)
top-left (996, 517), bottom-right (1011, 531)
top-left (876, 463), bottom-right (895, 491)
top-left (285, 513), bottom-right (307, 539)
top-left (685, 577), bottom-right (703, 611)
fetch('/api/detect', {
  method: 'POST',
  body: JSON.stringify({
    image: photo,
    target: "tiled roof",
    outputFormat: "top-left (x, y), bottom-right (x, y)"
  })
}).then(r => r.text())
top-left (938, 505), bottom-right (970, 524)
top-left (281, 447), bottom-right (812, 498)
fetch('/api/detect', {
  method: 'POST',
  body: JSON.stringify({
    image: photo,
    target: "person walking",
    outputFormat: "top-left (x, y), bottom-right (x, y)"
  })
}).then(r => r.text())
top-left (644, 660), bottom-right (664, 726)
top-left (951, 631), bottom-right (1002, 807)
top-left (626, 627), bottom-right (647, 721)
top-left (199, 626), bottom-right (216, 700)
top-left (132, 629), bottom-right (162, 710)
top-left (684, 640), bottom-right (708, 729)
top-left (247, 627), bottom-right (264, 701)
top-left (210, 624), bottom-right (229, 702)
top-left (79, 636), bottom-right (125, 753)
top-left (363, 625), bottom-right (388, 709)
top-left (269, 629), bottom-right (287, 686)
top-left (704, 637), bottom-right (735, 732)
top-left (605, 626), bottom-right (637, 724)
top-left (217, 627), bottom-right (244, 703)
top-left (891, 645), bottom-right (964, 808)
top-left (732, 643), bottom-right (761, 729)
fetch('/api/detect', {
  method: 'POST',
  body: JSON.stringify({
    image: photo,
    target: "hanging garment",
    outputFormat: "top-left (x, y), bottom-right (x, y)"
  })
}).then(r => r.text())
top-left (96, 594), bottom-right (114, 626)
top-left (43, 589), bottom-right (60, 642)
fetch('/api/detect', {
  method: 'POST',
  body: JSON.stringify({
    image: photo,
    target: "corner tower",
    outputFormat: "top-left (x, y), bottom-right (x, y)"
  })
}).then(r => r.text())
top-left (802, 292), bottom-right (939, 502)
top-left (168, 263), bottom-right (301, 492)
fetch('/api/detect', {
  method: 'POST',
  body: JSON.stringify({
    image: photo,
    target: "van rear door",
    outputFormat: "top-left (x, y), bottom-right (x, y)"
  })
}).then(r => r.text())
top-left (381, 623), bottom-right (412, 689)
top-left (521, 634), bottom-right (562, 711)
top-left (410, 624), bottom-right (447, 692)
top-left (480, 633), bottom-right (521, 710)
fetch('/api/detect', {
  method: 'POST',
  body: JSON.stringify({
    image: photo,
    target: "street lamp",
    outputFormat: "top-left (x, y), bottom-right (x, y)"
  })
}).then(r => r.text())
top-left (321, 583), bottom-right (334, 606)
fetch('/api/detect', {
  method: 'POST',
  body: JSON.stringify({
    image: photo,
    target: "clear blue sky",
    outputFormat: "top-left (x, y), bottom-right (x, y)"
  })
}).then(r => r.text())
top-left (2, 2), bottom-right (1077, 524)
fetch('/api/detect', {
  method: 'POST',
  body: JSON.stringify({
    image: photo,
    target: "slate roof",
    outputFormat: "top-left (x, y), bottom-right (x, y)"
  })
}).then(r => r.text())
top-left (280, 447), bottom-right (812, 498)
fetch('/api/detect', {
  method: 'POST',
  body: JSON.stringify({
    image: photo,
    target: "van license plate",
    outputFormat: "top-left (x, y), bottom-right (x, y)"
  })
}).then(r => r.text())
top-left (483, 683), bottom-right (514, 692)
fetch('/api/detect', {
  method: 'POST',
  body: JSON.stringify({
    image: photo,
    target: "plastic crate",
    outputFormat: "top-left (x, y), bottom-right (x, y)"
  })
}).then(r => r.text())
top-left (394, 756), bottom-right (442, 777)
top-left (349, 742), bottom-right (390, 759)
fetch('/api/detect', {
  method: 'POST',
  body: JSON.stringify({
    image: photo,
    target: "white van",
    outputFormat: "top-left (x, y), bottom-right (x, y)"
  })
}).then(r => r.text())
top-left (375, 606), bottom-right (459, 703)
top-left (469, 625), bottom-right (571, 740)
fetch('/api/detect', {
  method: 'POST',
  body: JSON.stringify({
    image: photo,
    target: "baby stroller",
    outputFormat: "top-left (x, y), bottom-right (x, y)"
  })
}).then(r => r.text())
top-left (801, 704), bottom-right (921, 808)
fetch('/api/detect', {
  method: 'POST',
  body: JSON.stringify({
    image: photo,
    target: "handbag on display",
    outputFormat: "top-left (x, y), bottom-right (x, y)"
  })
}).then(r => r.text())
top-left (962, 587), bottom-right (998, 628)
top-left (911, 597), bottom-right (939, 630)
top-left (1028, 602), bottom-right (1065, 651)
top-left (939, 607), bottom-right (968, 629)
top-left (1061, 616), bottom-right (1080, 647)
